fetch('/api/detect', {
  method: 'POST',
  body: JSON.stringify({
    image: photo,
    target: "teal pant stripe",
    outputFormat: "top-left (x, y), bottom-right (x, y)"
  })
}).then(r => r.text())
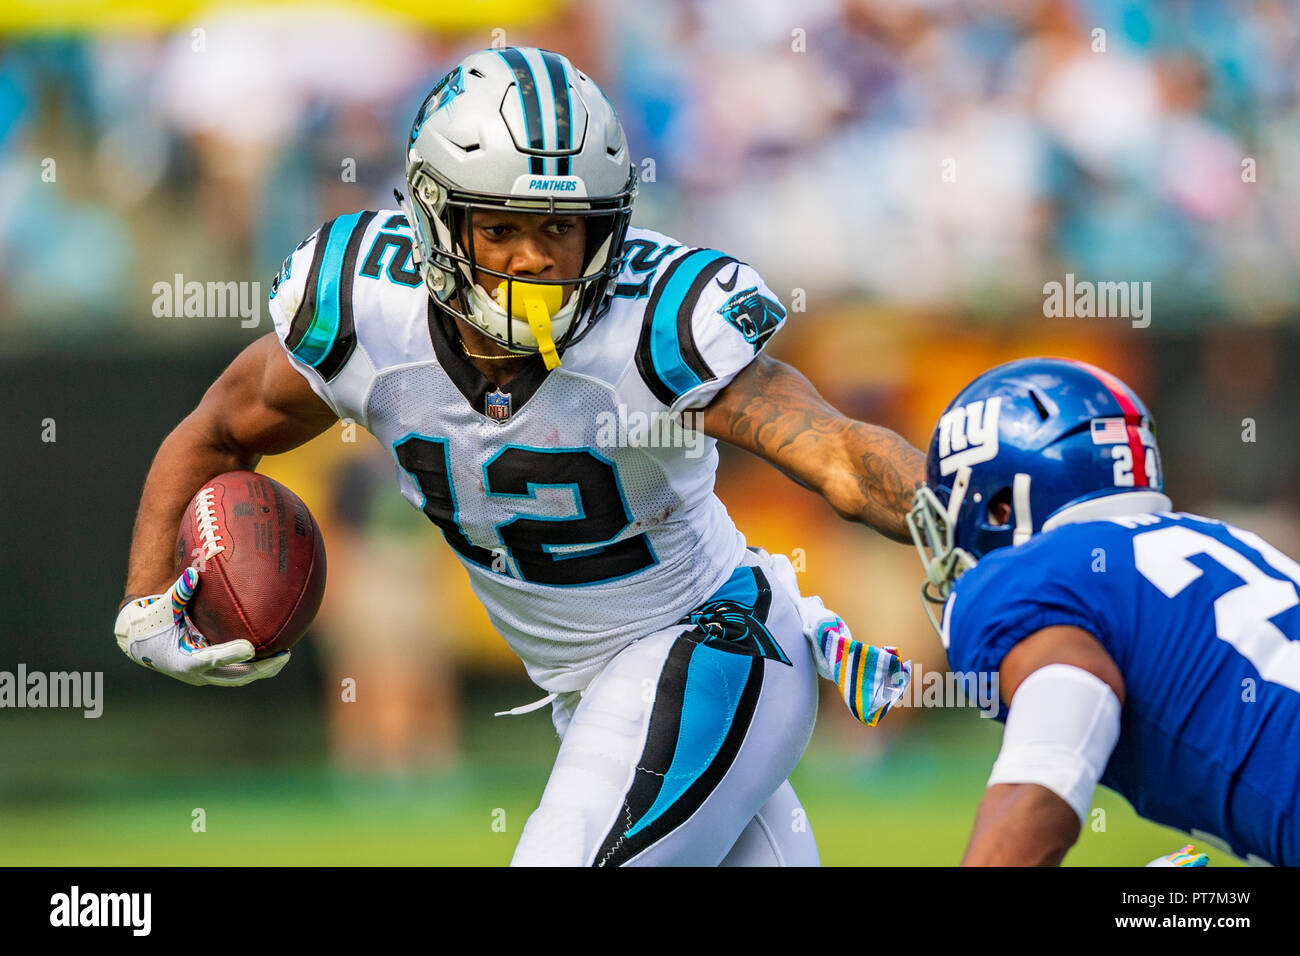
top-left (624, 642), bottom-right (751, 838)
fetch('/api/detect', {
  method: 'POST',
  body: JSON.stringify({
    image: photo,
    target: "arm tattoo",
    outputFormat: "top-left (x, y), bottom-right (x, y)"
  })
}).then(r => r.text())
top-left (845, 426), bottom-right (926, 542)
top-left (700, 354), bottom-right (925, 542)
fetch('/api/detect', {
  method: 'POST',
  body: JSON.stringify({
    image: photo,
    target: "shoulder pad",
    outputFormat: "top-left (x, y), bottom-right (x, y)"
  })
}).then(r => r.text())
top-left (633, 249), bottom-right (786, 411)
top-left (274, 210), bottom-right (379, 382)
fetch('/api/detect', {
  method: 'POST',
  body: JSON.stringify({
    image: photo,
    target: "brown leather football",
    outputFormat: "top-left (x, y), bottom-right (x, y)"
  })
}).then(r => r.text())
top-left (175, 471), bottom-right (326, 659)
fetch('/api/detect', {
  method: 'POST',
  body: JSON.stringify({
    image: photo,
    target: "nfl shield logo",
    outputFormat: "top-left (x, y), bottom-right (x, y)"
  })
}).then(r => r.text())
top-left (485, 389), bottom-right (512, 422)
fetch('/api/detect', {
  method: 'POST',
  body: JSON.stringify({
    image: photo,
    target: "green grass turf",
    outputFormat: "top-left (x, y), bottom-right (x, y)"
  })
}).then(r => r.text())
top-left (0, 708), bottom-right (1240, 866)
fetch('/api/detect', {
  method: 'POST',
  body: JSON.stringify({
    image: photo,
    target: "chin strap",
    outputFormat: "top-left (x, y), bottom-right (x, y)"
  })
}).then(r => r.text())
top-left (495, 280), bottom-right (563, 369)
top-left (393, 189), bottom-right (424, 266)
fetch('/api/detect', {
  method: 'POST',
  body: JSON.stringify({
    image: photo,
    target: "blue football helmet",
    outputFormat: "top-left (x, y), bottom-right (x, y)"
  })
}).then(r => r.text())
top-left (906, 357), bottom-right (1171, 632)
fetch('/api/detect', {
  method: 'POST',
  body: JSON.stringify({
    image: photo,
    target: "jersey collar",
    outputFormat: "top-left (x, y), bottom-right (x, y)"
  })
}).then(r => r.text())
top-left (1041, 491), bottom-right (1174, 532)
top-left (426, 298), bottom-right (551, 420)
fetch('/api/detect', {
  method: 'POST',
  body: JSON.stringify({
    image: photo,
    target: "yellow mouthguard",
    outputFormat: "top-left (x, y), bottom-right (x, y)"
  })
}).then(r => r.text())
top-left (494, 281), bottom-right (563, 369)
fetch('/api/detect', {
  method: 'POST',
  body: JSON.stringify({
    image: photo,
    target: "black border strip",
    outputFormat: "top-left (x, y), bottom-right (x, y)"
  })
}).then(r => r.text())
top-left (635, 251), bottom-right (695, 406)
top-left (538, 50), bottom-right (572, 176)
top-left (316, 211), bottom-right (375, 382)
top-left (596, 638), bottom-right (764, 866)
top-left (675, 255), bottom-right (734, 386)
top-left (592, 564), bottom-right (774, 864)
top-left (593, 633), bottom-right (693, 866)
top-left (283, 218), bottom-right (334, 352)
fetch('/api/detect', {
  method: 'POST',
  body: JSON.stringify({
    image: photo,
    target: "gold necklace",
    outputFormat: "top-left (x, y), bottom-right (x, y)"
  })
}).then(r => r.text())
top-left (460, 340), bottom-right (528, 361)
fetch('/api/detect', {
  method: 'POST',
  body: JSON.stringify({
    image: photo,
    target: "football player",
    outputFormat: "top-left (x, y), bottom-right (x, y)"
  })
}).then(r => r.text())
top-left (907, 357), bottom-right (1300, 866)
top-left (113, 48), bottom-right (923, 866)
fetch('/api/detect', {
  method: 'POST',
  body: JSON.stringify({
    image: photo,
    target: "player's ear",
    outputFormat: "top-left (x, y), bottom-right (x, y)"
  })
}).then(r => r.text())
top-left (986, 488), bottom-right (1013, 527)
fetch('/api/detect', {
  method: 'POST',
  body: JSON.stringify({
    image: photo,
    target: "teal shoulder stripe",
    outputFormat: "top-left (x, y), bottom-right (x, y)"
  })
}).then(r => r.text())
top-left (292, 211), bottom-right (365, 368)
top-left (638, 249), bottom-right (730, 404)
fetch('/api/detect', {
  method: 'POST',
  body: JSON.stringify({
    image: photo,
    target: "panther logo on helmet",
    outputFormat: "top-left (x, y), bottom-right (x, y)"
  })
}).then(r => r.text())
top-left (410, 66), bottom-right (465, 146)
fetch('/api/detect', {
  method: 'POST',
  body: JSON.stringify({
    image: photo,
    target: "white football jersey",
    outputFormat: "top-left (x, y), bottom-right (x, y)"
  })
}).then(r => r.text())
top-left (267, 211), bottom-right (789, 692)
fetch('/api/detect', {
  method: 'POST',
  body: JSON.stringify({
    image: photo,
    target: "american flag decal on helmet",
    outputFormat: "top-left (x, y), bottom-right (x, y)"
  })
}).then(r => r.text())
top-left (1091, 418), bottom-right (1127, 444)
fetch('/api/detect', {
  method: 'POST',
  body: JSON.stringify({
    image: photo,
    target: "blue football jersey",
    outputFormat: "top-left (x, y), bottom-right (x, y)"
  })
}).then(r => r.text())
top-left (944, 511), bottom-right (1300, 865)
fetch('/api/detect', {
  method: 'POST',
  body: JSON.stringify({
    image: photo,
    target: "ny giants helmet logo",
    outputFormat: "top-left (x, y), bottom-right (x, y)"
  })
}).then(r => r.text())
top-left (938, 397), bottom-right (1001, 476)
top-left (718, 288), bottom-right (785, 352)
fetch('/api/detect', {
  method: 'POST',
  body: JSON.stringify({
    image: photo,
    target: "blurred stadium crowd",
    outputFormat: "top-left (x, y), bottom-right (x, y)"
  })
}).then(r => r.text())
top-left (2, 0), bottom-right (1299, 335)
top-left (3, 0), bottom-right (1299, 779)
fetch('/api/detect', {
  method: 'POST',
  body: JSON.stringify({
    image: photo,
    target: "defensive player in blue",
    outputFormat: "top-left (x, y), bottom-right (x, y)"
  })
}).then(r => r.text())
top-left (907, 357), bottom-right (1300, 866)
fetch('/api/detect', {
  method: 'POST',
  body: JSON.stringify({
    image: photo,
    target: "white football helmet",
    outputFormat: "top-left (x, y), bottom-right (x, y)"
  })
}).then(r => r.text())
top-left (400, 47), bottom-right (637, 354)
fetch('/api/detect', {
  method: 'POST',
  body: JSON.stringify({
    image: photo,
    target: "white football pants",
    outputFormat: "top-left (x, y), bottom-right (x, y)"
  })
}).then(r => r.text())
top-left (511, 549), bottom-right (820, 866)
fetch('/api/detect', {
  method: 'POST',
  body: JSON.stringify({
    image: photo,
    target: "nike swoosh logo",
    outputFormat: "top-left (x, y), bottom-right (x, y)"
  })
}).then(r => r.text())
top-left (716, 264), bottom-right (740, 292)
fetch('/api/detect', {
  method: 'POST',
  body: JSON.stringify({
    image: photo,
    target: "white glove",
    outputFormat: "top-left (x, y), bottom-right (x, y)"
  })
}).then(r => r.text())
top-left (115, 568), bottom-right (289, 687)
top-left (765, 550), bottom-right (912, 726)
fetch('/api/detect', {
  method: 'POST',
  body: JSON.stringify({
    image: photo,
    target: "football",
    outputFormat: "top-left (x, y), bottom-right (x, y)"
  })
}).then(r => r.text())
top-left (175, 470), bottom-right (326, 659)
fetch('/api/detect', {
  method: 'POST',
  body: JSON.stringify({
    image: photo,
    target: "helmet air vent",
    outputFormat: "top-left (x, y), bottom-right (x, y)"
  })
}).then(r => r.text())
top-left (1029, 389), bottom-right (1051, 421)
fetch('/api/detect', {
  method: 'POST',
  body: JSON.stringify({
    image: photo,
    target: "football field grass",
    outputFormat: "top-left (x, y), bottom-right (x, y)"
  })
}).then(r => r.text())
top-left (0, 770), bottom-right (1222, 867)
top-left (0, 704), bottom-right (1234, 866)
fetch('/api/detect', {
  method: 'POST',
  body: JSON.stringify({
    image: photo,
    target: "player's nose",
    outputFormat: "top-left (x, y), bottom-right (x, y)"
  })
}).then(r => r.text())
top-left (507, 234), bottom-right (554, 277)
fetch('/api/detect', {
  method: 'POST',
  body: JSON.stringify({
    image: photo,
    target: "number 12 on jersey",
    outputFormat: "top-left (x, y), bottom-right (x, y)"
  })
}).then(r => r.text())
top-left (394, 435), bottom-right (658, 586)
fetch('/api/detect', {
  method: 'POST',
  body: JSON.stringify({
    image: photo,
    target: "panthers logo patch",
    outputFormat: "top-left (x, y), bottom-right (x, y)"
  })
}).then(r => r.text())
top-left (718, 287), bottom-right (785, 352)
top-left (680, 599), bottom-right (791, 666)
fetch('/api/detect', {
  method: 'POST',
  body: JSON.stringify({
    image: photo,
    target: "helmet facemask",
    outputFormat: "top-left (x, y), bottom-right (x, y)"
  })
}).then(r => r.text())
top-left (907, 469), bottom-right (978, 636)
top-left (400, 161), bottom-right (636, 356)
top-left (400, 48), bottom-right (639, 361)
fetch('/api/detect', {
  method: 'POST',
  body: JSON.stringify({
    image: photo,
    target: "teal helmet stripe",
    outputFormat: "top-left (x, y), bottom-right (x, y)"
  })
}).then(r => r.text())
top-left (495, 48), bottom-right (545, 175)
top-left (292, 211), bottom-right (367, 369)
top-left (538, 50), bottom-right (573, 176)
top-left (521, 48), bottom-right (558, 175)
